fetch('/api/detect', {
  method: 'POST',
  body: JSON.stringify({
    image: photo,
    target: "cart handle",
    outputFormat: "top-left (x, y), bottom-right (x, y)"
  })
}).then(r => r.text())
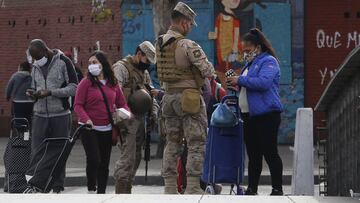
top-left (70, 124), bottom-right (92, 141)
top-left (221, 95), bottom-right (239, 104)
top-left (11, 118), bottom-right (29, 129)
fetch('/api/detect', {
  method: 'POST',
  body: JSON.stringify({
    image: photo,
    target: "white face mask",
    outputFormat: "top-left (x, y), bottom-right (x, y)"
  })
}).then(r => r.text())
top-left (27, 56), bottom-right (33, 64)
top-left (88, 64), bottom-right (102, 76)
top-left (34, 56), bottom-right (48, 67)
top-left (243, 48), bottom-right (258, 62)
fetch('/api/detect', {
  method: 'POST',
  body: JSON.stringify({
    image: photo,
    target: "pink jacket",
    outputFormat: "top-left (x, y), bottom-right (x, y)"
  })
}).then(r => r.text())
top-left (74, 78), bottom-right (129, 126)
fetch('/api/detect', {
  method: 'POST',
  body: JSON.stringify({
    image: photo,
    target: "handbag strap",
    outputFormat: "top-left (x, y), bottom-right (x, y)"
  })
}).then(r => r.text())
top-left (95, 80), bottom-right (115, 126)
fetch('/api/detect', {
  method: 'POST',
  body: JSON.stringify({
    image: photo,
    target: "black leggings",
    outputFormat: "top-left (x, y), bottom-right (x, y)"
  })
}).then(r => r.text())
top-left (243, 112), bottom-right (283, 192)
top-left (81, 129), bottom-right (112, 194)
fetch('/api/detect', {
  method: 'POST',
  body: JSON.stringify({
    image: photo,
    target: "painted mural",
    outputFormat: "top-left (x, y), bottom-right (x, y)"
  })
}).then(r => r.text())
top-left (209, 0), bottom-right (242, 73)
top-left (209, 0), bottom-right (303, 143)
top-left (121, 0), bottom-right (304, 144)
top-left (210, 0), bottom-right (292, 82)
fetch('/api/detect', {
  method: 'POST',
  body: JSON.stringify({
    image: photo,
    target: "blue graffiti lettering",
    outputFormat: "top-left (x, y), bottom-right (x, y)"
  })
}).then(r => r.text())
top-left (122, 19), bottom-right (141, 34)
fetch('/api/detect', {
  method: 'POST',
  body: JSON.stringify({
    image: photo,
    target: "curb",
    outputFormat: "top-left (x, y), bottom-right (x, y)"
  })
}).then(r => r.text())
top-left (0, 175), bottom-right (319, 188)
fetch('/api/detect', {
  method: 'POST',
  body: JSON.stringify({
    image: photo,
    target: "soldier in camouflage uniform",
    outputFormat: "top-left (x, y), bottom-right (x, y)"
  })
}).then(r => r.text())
top-left (112, 41), bottom-right (158, 194)
top-left (157, 2), bottom-right (215, 194)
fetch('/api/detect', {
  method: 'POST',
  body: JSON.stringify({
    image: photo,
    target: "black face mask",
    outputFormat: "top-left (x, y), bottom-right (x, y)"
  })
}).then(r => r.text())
top-left (138, 61), bottom-right (150, 70)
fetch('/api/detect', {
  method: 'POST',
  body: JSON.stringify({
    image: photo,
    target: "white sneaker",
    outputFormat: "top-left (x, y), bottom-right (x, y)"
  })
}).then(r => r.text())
top-left (23, 186), bottom-right (39, 194)
top-left (87, 190), bottom-right (96, 194)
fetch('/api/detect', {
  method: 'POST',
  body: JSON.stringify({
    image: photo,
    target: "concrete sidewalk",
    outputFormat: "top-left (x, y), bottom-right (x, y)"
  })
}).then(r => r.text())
top-left (0, 138), bottom-right (319, 187)
top-left (0, 194), bottom-right (357, 203)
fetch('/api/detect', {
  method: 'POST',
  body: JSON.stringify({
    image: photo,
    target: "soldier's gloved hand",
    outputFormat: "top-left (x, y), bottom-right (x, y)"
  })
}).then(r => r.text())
top-left (151, 89), bottom-right (160, 97)
top-left (113, 113), bottom-right (122, 125)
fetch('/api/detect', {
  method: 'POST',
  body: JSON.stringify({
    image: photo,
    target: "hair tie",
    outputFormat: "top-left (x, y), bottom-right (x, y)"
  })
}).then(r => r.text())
top-left (248, 29), bottom-right (261, 44)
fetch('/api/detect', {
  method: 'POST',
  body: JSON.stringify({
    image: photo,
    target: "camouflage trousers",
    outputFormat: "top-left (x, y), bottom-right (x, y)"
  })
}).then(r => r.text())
top-left (114, 116), bottom-right (145, 183)
top-left (161, 92), bottom-right (208, 178)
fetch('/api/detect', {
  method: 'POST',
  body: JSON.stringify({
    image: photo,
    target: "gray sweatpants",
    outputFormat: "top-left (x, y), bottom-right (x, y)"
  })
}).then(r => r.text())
top-left (31, 114), bottom-right (72, 190)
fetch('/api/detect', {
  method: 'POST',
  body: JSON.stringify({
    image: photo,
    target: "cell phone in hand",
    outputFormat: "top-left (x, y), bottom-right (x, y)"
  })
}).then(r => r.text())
top-left (26, 89), bottom-right (35, 96)
top-left (26, 88), bottom-right (40, 100)
top-left (225, 69), bottom-right (236, 78)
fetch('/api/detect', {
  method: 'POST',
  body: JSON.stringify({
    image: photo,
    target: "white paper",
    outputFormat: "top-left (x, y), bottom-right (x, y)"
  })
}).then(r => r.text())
top-left (24, 132), bottom-right (30, 141)
top-left (117, 108), bottom-right (131, 119)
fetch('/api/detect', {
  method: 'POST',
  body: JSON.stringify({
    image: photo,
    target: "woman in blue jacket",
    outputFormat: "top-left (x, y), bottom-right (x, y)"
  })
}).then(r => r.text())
top-left (227, 28), bottom-right (284, 196)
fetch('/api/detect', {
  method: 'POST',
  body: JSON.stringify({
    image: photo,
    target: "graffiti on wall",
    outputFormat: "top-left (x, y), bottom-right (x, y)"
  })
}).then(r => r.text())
top-left (316, 30), bottom-right (360, 49)
top-left (305, 1), bottom-right (360, 112)
top-left (315, 29), bottom-right (360, 85)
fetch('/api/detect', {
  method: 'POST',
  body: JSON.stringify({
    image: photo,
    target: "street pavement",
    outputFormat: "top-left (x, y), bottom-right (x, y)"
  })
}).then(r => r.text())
top-left (2, 185), bottom-right (357, 203)
top-left (0, 193), bottom-right (358, 203)
top-left (56, 185), bottom-right (294, 195)
top-left (0, 137), bottom-right (320, 191)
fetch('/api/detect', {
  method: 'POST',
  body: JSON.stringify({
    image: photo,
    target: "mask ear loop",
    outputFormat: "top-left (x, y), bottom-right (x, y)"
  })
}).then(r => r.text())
top-left (251, 45), bottom-right (261, 57)
top-left (98, 63), bottom-right (103, 73)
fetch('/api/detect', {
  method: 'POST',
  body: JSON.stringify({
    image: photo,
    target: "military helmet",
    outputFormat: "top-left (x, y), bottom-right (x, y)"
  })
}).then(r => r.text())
top-left (128, 89), bottom-right (152, 115)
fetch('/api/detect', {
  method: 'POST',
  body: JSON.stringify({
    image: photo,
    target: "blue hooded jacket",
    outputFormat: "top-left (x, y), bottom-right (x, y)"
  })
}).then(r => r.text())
top-left (237, 52), bottom-right (283, 117)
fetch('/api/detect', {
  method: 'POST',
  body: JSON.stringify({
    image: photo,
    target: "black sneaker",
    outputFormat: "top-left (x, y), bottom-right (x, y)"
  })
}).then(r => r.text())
top-left (270, 188), bottom-right (284, 196)
top-left (52, 187), bottom-right (64, 194)
top-left (214, 184), bottom-right (222, 194)
top-left (245, 188), bottom-right (258, 195)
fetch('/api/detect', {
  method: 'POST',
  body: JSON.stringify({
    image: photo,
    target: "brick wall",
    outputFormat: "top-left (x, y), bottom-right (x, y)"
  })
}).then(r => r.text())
top-left (0, 0), bottom-right (122, 136)
top-left (305, 0), bottom-right (360, 126)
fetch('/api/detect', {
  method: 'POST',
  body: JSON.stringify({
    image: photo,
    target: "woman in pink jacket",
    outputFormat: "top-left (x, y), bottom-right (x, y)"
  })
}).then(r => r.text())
top-left (74, 51), bottom-right (129, 194)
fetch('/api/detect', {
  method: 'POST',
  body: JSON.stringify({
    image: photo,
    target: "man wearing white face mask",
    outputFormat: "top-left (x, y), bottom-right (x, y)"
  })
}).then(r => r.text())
top-left (26, 39), bottom-right (78, 193)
